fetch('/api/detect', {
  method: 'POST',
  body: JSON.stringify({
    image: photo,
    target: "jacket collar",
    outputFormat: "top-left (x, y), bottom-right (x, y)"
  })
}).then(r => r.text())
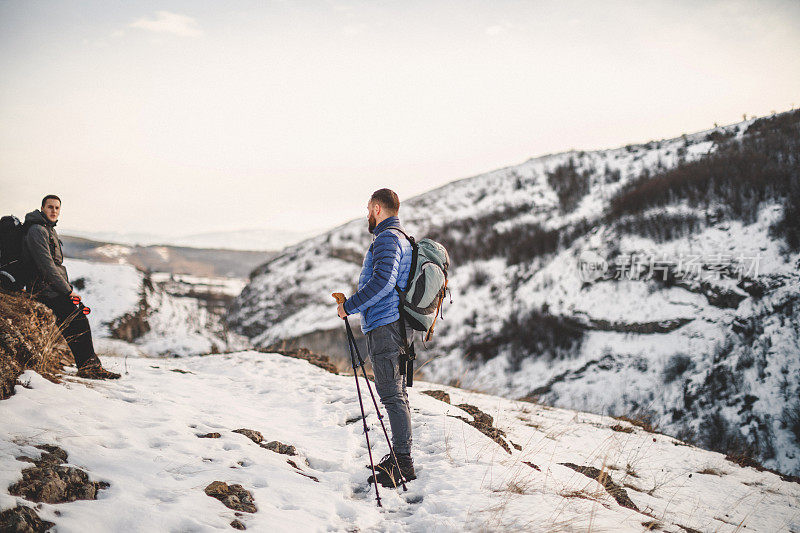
top-left (25, 209), bottom-right (57, 228)
top-left (373, 215), bottom-right (400, 236)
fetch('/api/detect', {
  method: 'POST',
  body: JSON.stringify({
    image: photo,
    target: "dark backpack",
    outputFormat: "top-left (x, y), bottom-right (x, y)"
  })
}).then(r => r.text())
top-left (0, 215), bottom-right (32, 291)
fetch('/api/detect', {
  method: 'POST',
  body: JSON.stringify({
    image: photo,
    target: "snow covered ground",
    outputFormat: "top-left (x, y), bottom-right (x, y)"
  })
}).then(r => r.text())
top-left (2, 352), bottom-right (798, 532)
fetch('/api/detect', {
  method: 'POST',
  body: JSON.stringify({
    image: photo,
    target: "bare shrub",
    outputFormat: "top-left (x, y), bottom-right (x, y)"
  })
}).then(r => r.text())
top-left (608, 109), bottom-right (800, 250)
top-left (662, 353), bottom-right (694, 384)
top-left (0, 290), bottom-right (69, 399)
top-left (464, 307), bottom-right (584, 364)
top-left (782, 401), bottom-right (800, 446)
top-left (547, 158), bottom-right (592, 213)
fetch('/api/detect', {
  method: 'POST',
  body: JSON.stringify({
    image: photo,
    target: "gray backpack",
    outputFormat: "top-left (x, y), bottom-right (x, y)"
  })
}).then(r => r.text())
top-left (390, 228), bottom-right (450, 342)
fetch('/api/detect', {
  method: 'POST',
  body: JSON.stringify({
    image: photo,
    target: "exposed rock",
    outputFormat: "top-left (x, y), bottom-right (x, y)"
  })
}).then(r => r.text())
top-left (232, 429), bottom-right (263, 444)
top-left (9, 445), bottom-right (109, 504)
top-left (450, 404), bottom-right (511, 454)
top-left (698, 281), bottom-right (748, 309)
top-left (264, 347), bottom-right (339, 375)
top-left (584, 317), bottom-right (693, 334)
top-left (457, 403), bottom-right (493, 427)
top-left (230, 519), bottom-right (246, 530)
top-left (197, 433), bottom-right (221, 439)
top-left (109, 287), bottom-right (150, 342)
top-left (421, 390), bottom-right (451, 404)
top-left (286, 459), bottom-right (319, 482)
top-left (523, 461), bottom-right (541, 471)
top-left (560, 463), bottom-right (639, 511)
top-left (261, 441), bottom-right (297, 456)
top-left (204, 481), bottom-right (257, 513)
top-left (0, 505), bottom-right (55, 533)
top-left (31, 445), bottom-right (68, 466)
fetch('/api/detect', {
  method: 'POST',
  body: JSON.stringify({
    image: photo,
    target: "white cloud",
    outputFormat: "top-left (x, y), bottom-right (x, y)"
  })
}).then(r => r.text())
top-left (129, 11), bottom-right (203, 38)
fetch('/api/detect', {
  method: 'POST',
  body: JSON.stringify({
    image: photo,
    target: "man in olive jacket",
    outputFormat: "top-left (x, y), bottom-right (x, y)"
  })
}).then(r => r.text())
top-left (24, 195), bottom-right (120, 379)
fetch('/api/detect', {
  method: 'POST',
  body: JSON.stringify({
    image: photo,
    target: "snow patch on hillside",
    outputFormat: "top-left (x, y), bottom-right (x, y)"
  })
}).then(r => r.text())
top-left (64, 259), bottom-right (248, 357)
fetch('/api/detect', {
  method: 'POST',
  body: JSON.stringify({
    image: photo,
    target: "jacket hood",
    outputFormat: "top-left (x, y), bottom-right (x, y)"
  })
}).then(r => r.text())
top-left (24, 210), bottom-right (56, 227)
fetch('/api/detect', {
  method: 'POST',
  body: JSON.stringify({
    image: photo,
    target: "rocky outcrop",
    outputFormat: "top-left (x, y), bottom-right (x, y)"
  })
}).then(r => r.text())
top-left (204, 481), bottom-right (257, 513)
top-left (422, 390), bottom-right (451, 404)
top-left (583, 317), bottom-right (693, 334)
top-left (110, 280), bottom-right (151, 342)
top-left (232, 428), bottom-right (298, 456)
top-left (9, 444), bottom-right (109, 504)
top-left (263, 347), bottom-right (339, 375)
top-left (262, 441), bottom-right (297, 456)
top-left (232, 428), bottom-right (263, 444)
top-left (450, 403), bottom-right (513, 454)
top-left (0, 290), bottom-right (69, 400)
top-left (560, 463), bottom-right (639, 511)
top-left (0, 505), bottom-right (54, 533)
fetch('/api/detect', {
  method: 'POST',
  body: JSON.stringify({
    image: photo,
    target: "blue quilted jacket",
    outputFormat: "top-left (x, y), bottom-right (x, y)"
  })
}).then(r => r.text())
top-left (344, 216), bottom-right (413, 333)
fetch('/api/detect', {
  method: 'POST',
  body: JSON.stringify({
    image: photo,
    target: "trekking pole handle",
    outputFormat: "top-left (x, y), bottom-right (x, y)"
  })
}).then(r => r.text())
top-left (332, 292), bottom-right (347, 304)
top-left (71, 295), bottom-right (91, 315)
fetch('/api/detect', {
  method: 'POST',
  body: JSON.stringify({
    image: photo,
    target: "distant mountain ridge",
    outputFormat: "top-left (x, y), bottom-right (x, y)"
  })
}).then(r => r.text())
top-left (61, 227), bottom-right (316, 252)
top-left (229, 110), bottom-right (800, 475)
top-left (61, 235), bottom-right (274, 279)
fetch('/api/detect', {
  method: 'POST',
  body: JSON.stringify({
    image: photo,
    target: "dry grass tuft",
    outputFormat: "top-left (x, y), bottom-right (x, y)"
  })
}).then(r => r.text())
top-left (559, 489), bottom-right (602, 503)
top-left (0, 290), bottom-right (70, 399)
top-left (697, 467), bottom-right (725, 476)
top-left (503, 481), bottom-right (529, 495)
top-left (614, 413), bottom-right (658, 433)
top-left (610, 424), bottom-right (635, 433)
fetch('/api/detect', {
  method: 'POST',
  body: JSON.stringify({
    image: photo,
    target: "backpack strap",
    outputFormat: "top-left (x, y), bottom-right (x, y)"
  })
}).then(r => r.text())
top-left (385, 226), bottom-right (417, 295)
top-left (385, 226), bottom-right (416, 386)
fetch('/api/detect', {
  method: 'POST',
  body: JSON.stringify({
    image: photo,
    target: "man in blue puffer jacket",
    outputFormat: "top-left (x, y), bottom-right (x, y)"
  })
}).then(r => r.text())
top-left (336, 188), bottom-right (416, 486)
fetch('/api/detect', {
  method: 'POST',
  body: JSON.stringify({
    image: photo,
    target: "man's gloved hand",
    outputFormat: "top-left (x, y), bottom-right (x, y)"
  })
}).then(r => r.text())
top-left (332, 292), bottom-right (348, 319)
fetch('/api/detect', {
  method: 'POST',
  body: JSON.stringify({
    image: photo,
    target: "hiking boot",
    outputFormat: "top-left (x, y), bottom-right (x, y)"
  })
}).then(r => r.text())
top-left (365, 453), bottom-right (394, 472)
top-left (367, 453), bottom-right (416, 488)
top-left (77, 360), bottom-right (121, 380)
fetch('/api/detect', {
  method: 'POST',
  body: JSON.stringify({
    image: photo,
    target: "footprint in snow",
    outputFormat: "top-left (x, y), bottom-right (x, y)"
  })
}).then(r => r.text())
top-left (405, 493), bottom-right (424, 504)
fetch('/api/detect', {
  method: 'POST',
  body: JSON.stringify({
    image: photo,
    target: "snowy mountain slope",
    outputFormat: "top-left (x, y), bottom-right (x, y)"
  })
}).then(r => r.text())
top-left (229, 110), bottom-right (800, 476)
top-left (2, 351), bottom-right (798, 532)
top-left (65, 259), bottom-right (247, 357)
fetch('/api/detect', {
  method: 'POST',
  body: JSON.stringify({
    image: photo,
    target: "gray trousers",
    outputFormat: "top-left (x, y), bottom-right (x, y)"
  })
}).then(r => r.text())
top-left (366, 320), bottom-right (412, 455)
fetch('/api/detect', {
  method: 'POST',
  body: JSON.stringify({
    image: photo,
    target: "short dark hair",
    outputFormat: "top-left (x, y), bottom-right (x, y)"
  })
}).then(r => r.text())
top-left (370, 188), bottom-right (400, 214)
top-left (41, 194), bottom-right (61, 208)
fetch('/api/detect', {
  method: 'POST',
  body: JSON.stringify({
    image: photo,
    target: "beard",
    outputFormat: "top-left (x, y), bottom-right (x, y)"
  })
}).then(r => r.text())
top-left (368, 212), bottom-right (377, 233)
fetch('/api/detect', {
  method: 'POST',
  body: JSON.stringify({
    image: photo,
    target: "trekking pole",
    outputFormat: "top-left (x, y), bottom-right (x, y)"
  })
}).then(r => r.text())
top-left (334, 293), bottom-right (382, 507)
top-left (333, 294), bottom-right (408, 495)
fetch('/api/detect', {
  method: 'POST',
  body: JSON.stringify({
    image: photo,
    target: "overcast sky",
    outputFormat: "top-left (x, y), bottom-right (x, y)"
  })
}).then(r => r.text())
top-left (1, 0), bottom-right (799, 238)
